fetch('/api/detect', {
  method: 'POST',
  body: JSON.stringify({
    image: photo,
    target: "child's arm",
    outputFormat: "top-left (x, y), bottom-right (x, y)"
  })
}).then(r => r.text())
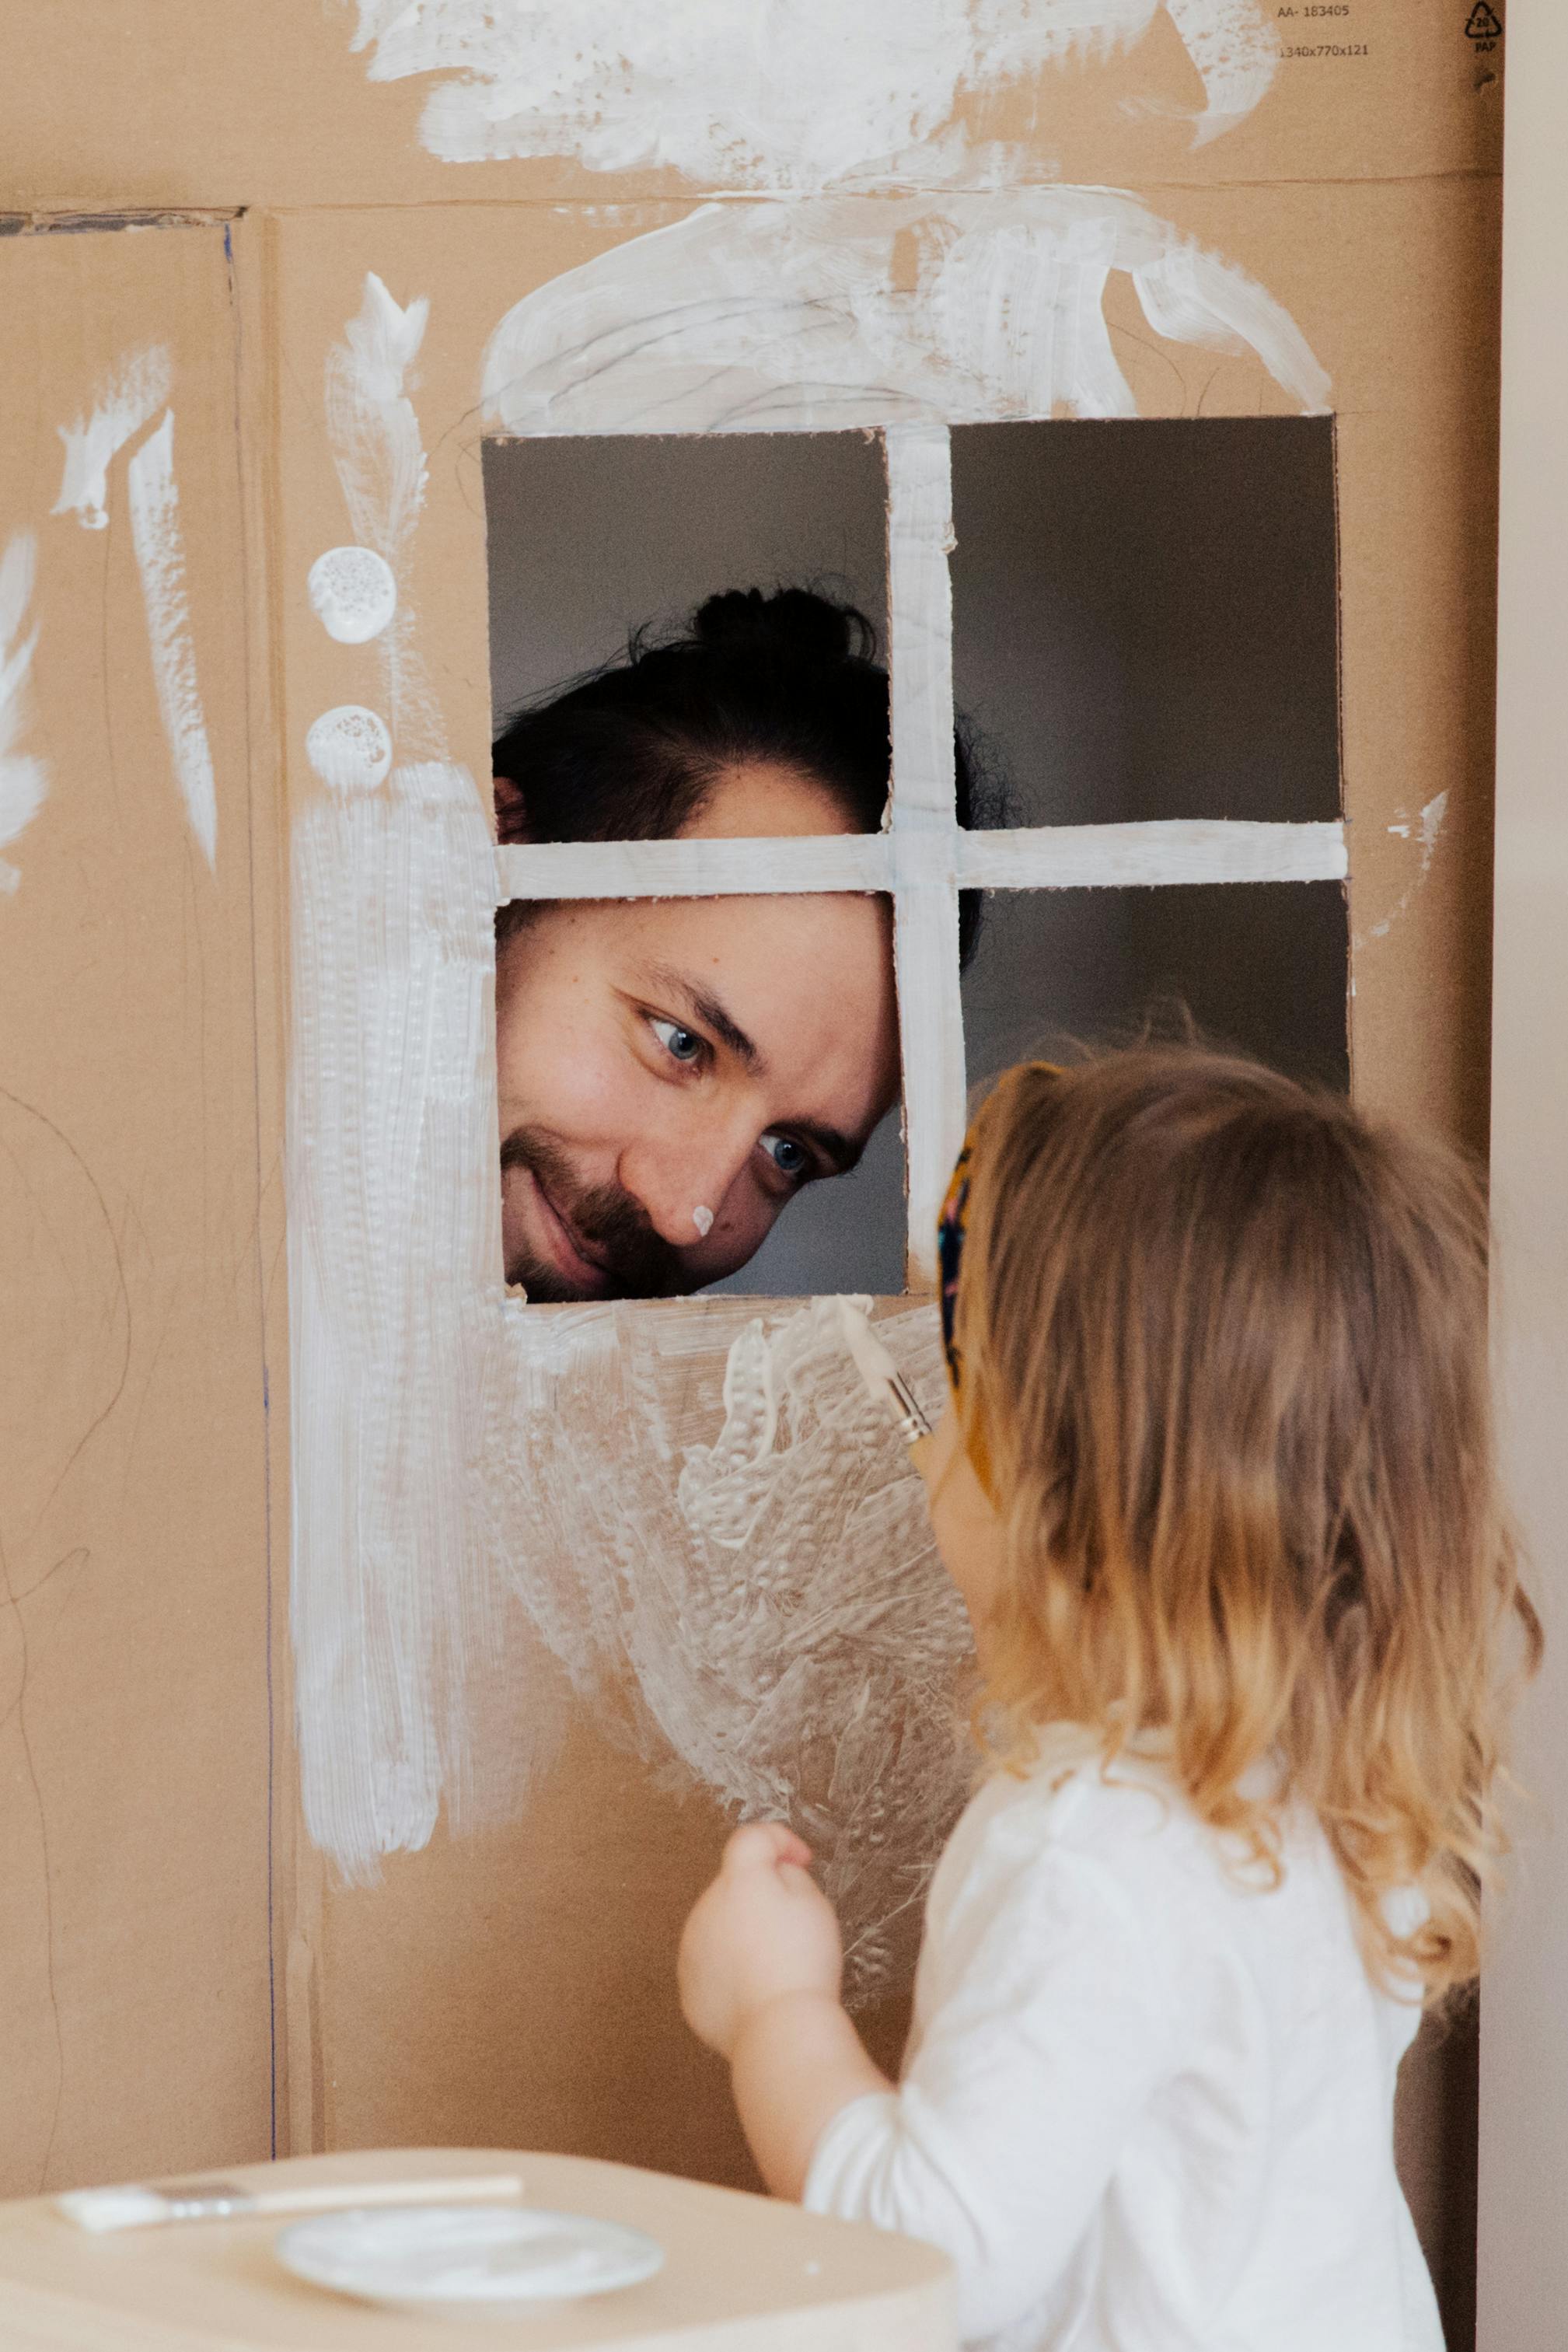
top-left (678, 1823), bottom-right (890, 2198)
top-left (682, 1799), bottom-right (1174, 2347)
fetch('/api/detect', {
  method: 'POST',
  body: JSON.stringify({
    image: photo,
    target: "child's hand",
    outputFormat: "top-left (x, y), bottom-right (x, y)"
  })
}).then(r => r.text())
top-left (678, 1823), bottom-right (844, 2060)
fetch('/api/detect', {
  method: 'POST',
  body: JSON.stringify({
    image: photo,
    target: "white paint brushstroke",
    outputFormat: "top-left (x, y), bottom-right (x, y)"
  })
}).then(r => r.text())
top-left (1356, 792), bottom-right (1450, 947)
top-left (0, 533), bottom-right (47, 895)
top-left (293, 273), bottom-right (542, 1870)
top-left (52, 347), bottom-right (172, 532)
top-left (306, 704), bottom-right (395, 795)
top-left (885, 425), bottom-right (965, 1288)
top-left (325, 277), bottom-right (445, 760)
top-left (347, 0), bottom-right (1276, 181)
top-left (493, 1294), bottom-right (973, 1996)
top-left (1161, 0), bottom-right (1280, 144)
top-left (483, 194), bottom-right (1330, 437)
top-left (494, 818), bottom-right (1347, 903)
top-left (309, 545), bottom-right (400, 645)
top-left (126, 411), bottom-right (218, 869)
top-left (288, 749), bottom-right (533, 1869)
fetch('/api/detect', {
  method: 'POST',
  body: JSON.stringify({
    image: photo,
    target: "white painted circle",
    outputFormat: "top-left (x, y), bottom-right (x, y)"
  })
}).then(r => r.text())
top-left (305, 705), bottom-right (393, 796)
top-left (274, 2204), bottom-right (665, 2313)
top-left (307, 545), bottom-right (398, 644)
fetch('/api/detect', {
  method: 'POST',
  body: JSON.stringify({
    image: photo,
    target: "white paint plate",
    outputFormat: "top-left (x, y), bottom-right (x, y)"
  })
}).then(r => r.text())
top-left (275, 2204), bottom-right (665, 2314)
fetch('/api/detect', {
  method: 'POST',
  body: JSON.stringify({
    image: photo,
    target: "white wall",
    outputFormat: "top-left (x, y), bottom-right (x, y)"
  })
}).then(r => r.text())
top-left (1479, 9), bottom-right (1568, 2345)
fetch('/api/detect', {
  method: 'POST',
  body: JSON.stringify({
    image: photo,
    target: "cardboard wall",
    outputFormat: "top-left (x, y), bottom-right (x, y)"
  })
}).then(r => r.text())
top-left (1, 10), bottom-right (1504, 2345)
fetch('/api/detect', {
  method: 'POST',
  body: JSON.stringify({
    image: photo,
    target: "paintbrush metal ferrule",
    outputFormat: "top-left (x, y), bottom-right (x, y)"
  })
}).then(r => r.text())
top-left (838, 1298), bottom-right (934, 1447)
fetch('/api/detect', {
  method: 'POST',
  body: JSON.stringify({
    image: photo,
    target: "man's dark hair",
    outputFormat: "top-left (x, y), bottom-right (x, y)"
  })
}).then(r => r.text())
top-left (493, 585), bottom-right (998, 963)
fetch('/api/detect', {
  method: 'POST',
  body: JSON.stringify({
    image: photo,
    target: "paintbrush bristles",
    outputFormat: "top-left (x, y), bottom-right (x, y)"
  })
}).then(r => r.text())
top-left (838, 1299), bottom-right (934, 1445)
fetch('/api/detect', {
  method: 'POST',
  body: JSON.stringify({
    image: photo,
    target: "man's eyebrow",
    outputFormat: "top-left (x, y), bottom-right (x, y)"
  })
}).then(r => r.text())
top-left (644, 963), bottom-right (867, 1175)
top-left (648, 964), bottom-right (762, 1072)
top-left (788, 1120), bottom-right (864, 1177)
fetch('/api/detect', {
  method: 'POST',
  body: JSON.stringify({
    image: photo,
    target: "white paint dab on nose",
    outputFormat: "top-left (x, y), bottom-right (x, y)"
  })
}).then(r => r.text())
top-left (692, 1205), bottom-right (715, 1239)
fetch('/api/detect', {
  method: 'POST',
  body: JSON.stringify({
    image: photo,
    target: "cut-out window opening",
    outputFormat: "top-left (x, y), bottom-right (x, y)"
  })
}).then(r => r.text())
top-left (484, 418), bottom-right (1347, 1305)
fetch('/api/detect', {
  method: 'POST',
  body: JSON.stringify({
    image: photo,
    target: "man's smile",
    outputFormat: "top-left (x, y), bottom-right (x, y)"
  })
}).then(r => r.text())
top-left (521, 1163), bottom-right (615, 1296)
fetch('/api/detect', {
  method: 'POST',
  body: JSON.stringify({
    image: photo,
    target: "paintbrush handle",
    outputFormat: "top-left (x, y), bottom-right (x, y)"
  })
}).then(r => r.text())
top-left (250, 2173), bottom-right (526, 2217)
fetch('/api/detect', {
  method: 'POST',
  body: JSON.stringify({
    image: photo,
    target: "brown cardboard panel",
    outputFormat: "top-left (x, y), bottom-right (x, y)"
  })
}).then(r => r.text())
top-left (0, 220), bottom-right (277, 2193)
top-left (3, 1), bottom-right (1499, 218)
top-left (1165, 174), bottom-right (1503, 1148)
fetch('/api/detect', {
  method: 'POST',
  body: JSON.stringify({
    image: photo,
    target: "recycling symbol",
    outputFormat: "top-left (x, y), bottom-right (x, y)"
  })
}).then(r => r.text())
top-left (1465, 4), bottom-right (1502, 38)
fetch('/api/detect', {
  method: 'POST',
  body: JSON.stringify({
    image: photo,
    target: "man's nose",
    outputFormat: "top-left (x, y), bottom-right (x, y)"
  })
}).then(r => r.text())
top-left (617, 1118), bottom-right (758, 1248)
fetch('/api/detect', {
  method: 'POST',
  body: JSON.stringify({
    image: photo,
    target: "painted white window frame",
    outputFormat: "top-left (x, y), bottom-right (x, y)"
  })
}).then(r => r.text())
top-left (493, 420), bottom-right (1347, 1287)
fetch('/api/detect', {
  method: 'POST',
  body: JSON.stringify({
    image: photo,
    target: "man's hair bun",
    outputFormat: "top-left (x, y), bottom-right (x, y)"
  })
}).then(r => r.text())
top-left (692, 585), bottom-right (874, 666)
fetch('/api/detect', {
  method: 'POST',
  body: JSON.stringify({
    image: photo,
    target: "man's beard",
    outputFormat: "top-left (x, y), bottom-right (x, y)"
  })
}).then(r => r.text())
top-left (500, 1127), bottom-right (686, 1301)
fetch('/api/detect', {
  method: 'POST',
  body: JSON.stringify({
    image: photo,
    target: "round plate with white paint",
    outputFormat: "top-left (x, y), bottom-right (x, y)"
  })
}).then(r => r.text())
top-left (275, 2204), bottom-right (665, 2316)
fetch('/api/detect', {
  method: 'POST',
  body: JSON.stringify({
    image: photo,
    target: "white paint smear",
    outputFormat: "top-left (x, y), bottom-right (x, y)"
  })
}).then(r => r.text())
top-left (52, 346), bottom-right (172, 532)
top-left (1359, 791), bottom-right (1450, 946)
top-left (326, 277), bottom-right (444, 760)
top-left (306, 704), bottom-right (394, 795)
top-left (0, 533), bottom-right (47, 896)
top-left (494, 820), bottom-right (1346, 903)
top-left (885, 425), bottom-right (965, 1286)
top-left (484, 192), bottom-right (1329, 435)
top-left (309, 545), bottom-right (399, 644)
top-left (127, 411), bottom-right (218, 868)
top-left (348, 0), bottom-right (1277, 180)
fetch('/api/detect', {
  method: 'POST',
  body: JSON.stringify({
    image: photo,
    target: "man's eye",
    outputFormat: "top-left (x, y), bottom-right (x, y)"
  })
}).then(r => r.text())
top-left (760, 1131), bottom-right (809, 1180)
top-left (648, 1016), bottom-right (704, 1065)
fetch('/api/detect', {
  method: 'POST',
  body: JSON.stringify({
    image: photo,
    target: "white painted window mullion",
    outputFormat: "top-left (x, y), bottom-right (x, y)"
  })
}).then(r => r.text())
top-left (885, 421), bottom-right (965, 1291)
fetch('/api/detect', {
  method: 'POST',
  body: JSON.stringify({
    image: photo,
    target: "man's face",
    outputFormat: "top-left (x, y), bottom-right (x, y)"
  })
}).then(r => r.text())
top-left (494, 763), bottom-right (899, 1299)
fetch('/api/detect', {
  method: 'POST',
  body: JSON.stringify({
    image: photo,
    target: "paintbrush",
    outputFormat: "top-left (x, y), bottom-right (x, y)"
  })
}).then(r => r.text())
top-left (56, 2171), bottom-right (526, 2233)
top-left (838, 1298), bottom-right (934, 1451)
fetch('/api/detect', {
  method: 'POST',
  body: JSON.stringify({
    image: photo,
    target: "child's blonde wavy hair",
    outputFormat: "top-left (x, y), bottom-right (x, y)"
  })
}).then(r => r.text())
top-left (952, 1046), bottom-right (1539, 2005)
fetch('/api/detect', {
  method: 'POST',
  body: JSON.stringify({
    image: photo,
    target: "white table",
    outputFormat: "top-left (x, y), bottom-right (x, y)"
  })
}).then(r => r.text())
top-left (0, 2146), bottom-right (957, 2350)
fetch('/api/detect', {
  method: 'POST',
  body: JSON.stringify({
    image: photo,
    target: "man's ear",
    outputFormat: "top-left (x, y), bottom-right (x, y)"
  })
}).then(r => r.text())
top-left (493, 773), bottom-right (532, 843)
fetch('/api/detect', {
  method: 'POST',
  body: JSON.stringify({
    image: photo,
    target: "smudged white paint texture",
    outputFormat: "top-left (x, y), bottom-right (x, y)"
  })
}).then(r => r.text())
top-left (127, 411), bottom-right (218, 868)
top-left (51, 347), bottom-right (171, 532)
top-left (293, 209), bottom-right (1337, 2005)
top-left (1356, 791), bottom-right (1451, 947)
top-left (306, 704), bottom-right (394, 794)
top-left (309, 545), bottom-right (400, 645)
top-left (0, 533), bottom-right (47, 895)
top-left (291, 274), bottom-right (522, 1868)
top-left (489, 1295), bottom-right (972, 1997)
top-left (482, 192), bottom-right (1330, 432)
top-left (348, 0), bottom-right (1277, 178)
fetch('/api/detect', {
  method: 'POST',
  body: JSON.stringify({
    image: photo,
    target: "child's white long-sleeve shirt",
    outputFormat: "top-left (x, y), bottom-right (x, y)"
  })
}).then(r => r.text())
top-left (803, 1750), bottom-right (1442, 2351)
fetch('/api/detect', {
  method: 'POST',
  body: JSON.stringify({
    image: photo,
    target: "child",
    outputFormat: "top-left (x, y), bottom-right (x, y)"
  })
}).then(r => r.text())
top-left (678, 1047), bottom-right (1538, 2350)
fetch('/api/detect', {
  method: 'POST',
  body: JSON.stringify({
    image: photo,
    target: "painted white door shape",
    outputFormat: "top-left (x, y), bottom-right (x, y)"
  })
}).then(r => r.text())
top-left (287, 197), bottom-right (1346, 2003)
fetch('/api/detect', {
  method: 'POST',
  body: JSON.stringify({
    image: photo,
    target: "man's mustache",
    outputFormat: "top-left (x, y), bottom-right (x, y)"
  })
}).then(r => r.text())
top-left (501, 1127), bottom-right (685, 1300)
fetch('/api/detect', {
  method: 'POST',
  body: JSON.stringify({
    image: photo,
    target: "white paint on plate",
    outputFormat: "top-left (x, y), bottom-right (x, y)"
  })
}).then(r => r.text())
top-left (277, 2203), bottom-right (664, 2309)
